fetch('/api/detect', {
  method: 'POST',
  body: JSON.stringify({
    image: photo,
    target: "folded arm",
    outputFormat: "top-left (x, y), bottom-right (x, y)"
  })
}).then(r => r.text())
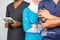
top-left (41, 19), bottom-right (60, 28)
top-left (38, 8), bottom-right (60, 28)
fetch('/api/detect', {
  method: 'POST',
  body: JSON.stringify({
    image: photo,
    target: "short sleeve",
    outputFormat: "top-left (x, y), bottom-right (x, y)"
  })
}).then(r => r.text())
top-left (6, 6), bottom-right (10, 17)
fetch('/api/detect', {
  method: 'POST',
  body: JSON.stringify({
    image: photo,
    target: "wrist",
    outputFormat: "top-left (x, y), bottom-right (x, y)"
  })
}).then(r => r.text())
top-left (47, 15), bottom-right (55, 20)
top-left (49, 15), bottom-right (54, 20)
top-left (50, 15), bottom-right (60, 20)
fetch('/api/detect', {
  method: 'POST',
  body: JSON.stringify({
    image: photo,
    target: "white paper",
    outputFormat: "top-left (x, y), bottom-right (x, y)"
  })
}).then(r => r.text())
top-left (3, 17), bottom-right (14, 23)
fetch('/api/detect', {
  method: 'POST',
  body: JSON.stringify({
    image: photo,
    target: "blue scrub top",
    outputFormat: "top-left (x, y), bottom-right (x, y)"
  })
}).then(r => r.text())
top-left (38, 0), bottom-right (60, 39)
top-left (23, 8), bottom-right (42, 40)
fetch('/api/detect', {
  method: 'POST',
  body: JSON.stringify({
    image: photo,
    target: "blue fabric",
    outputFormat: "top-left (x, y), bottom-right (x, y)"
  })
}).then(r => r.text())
top-left (38, 0), bottom-right (60, 40)
top-left (23, 8), bottom-right (42, 40)
top-left (43, 36), bottom-right (60, 40)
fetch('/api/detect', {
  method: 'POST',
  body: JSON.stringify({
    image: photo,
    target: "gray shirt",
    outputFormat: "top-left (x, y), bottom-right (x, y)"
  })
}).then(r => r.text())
top-left (6, 1), bottom-right (29, 22)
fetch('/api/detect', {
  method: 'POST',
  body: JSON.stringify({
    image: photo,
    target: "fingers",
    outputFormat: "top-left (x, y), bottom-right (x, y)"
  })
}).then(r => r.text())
top-left (31, 24), bottom-right (38, 28)
top-left (38, 10), bottom-right (44, 12)
top-left (38, 15), bottom-right (43, 18)
top-left (38, 10), bottom-right (44, 18)
top-left (11, 21), bottom-right (17, 27)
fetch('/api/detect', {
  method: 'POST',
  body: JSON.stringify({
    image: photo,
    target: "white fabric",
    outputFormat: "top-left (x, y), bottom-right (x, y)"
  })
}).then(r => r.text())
top-left (28, 2), bottom-right (38, 13)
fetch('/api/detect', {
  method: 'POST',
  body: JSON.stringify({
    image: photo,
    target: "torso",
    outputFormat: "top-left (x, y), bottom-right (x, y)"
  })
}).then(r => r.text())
top-left (7, 1), bottom-right (29, 22)
top-left (26, 8), bottom-right (40, 24)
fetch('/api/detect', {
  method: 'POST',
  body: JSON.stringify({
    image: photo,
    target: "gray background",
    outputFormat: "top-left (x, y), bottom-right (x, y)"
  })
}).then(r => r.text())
top-left (0, 0), bottom-right (31, 40)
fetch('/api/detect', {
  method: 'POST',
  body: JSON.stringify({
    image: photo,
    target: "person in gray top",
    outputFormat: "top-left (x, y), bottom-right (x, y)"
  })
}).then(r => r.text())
top-left (5, 0), bottom-right (29, 40)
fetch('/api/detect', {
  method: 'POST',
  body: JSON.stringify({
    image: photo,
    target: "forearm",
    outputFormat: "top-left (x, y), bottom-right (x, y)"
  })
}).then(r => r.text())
top-left (15, 21), bottom-right (22, 26)
top-left (49, 15), bottom-right (60, 20)
top-left (41, 19), bottom-right (60, 28)
top-left (11, 21), bottom-right (22, 27)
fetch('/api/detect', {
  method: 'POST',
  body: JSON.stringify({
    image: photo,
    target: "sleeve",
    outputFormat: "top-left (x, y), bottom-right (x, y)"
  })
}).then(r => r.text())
top-left (23, 9), bottom-right (32, 32)
top-left (38, 1), bottom-right (44, 11)
top-left (6, 6), bottom-right (10, 17)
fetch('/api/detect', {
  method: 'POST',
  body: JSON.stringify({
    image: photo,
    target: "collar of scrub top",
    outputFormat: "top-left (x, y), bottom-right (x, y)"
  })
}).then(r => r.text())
top-left (51, 0), bottom-right (60, 4)
top-left (49, 0), bottom-right (60, 16)
top-left (28, 2), bottom-right (38, 13)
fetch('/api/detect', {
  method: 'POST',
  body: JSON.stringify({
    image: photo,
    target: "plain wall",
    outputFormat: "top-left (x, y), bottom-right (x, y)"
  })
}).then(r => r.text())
top-left (0, 0), bottom-right (31, 40)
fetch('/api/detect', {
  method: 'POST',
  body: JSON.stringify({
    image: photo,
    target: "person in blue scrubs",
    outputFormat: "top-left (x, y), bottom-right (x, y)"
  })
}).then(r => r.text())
top-left (38, 0), bottom-right (60, 40)
top-left (23, 0), bottom-right (42, 40)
